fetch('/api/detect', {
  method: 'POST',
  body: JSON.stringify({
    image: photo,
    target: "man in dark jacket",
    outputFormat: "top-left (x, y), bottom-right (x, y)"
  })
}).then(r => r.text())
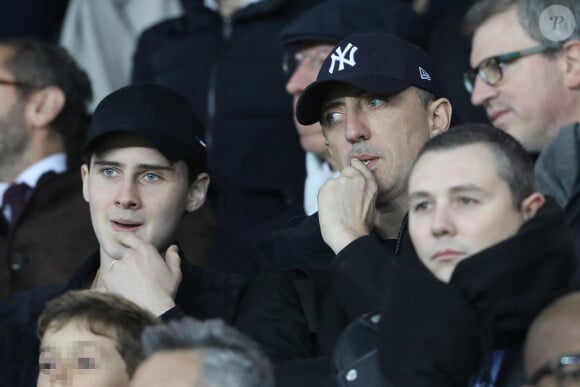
top-left (235, 33), bottom-right (452, 386)
top-left (0, 84), bottom-right (247, 387)
top-left (132, 0), bottom-right (324, 276)
top-left (0, 39), bottom-right (97, 297)
top-left (331, 124), bottom-right (575, 387)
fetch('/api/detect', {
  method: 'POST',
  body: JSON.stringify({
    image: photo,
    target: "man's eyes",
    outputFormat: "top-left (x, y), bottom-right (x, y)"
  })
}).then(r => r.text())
top-left (366, 97), bottom-right (386, 108)
top-left (321, 111), bottom-right (342, 126)
top-left (142, 172), bottom-right (161, 182)
top-left (100, 167), bottom-right (118, 177)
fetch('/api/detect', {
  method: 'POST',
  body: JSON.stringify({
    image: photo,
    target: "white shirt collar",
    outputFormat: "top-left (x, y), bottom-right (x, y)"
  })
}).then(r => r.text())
top-left (0, 153), bottom-right (67, 203)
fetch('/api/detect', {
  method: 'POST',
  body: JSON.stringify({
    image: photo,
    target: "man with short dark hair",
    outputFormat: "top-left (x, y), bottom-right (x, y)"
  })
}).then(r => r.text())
top-left (331, 124), bottom-right (575, 387)
top-left (236, 32), bottom-right (452, 386)
top-left (0, 84), bottom-right (247, 386)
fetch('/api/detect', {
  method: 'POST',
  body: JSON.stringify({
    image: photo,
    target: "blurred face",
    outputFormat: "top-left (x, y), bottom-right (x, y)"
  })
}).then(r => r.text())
top-left (81, 136), bottom-right (194, 261)
top-left (469, 6), bottom-right (568, 152)
top-left (321, 84), bottom-right (434, 205)
top-left (0, 45), bottom-right (29, 168)
top-left (408, 144), bottom-right (527, 282)
top-left (38, 321), bottom-right (129, 387)
top-left (285, 43), bottom-right (335, 157)
top-left (130, 350), bottom-right (201, 387)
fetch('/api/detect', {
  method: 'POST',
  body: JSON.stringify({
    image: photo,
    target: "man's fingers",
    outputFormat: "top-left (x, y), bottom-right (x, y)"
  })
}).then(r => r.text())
top-left (350, 158), bottom-right (376, 182)
top-left (165, 245), bottom-right (181, 277)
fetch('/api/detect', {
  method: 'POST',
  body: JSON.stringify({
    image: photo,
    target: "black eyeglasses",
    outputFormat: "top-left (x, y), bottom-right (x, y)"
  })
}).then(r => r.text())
top-left (0, 78), bottom-right (37, 89)
top-left (463, 45), bottom-right (551, 94)
top-left (527, 354), bottom-right (580, 386)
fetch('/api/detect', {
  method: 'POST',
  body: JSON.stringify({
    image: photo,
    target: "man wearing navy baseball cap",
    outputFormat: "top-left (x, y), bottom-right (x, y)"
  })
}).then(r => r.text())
top-left (0, 84), bottom-right (247, 386)
top-left (236, 33), bottom-right (452, 386)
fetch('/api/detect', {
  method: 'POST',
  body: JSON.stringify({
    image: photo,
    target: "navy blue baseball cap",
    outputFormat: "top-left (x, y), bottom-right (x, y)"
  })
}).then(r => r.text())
top-left (85, 84), bottom-right (207, 172)
top-left (296, 33), bottom-right (443, 125)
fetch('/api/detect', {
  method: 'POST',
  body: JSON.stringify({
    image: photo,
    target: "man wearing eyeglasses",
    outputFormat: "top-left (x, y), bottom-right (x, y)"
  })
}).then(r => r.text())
top-left (0, 39), bottom-right (98, 298)
top-left (463, 0), bottom-right (580, 261)
top-left (524, 292), bottom-right (580, 387)
top-left (279, 0), bottom-right (426, 215)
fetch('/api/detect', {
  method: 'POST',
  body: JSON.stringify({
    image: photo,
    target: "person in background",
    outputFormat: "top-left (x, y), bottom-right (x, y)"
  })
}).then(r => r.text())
top-left (130, 317), bottom-right (273, 387)
top-left (524, 292), bottom-right (580, 387)
top-left (463, 0), bottom-right (580, 259)
top-left (132, 0), bottom-right (324, 276)
top-left (36, 289), bottom-right (159, 387)
top-left (0, 38), bottom-right (97, 297)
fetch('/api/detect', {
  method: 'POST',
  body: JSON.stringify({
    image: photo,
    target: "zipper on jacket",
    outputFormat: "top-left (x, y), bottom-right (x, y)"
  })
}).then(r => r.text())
top-left (206, 13), bottom-right (234, 173)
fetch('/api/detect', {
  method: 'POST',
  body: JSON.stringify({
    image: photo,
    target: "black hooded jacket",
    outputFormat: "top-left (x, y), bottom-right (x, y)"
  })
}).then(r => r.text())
top-left (331, 198), bottom-right (576, 387)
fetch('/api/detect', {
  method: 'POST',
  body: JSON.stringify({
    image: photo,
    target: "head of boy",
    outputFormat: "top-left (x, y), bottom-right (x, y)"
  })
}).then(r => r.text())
top-left (296, 33), bottom-right (452, 206)
top-left (408, 124), bottom-right (545, 282)
top-left (81, 84), bottom-right (209, 261)
top-left (36, 290), bottom-right (159, 387)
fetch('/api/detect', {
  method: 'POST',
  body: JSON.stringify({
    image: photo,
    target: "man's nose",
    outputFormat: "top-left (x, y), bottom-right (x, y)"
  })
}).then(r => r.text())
top-left (115, 178), bottom-right (141, 209)
top-left (344, 110), bottom-right (371, 143)
top-left (470, 76), bottom-right (499, 107)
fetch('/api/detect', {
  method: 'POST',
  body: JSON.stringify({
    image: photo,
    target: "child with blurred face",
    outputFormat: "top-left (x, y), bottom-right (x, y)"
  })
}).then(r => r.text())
top-left (37, 290), bottom-right (158, 387)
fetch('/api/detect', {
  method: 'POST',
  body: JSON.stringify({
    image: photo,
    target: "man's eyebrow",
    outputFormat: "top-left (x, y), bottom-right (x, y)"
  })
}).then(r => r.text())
top-left (449, 184), bottom-right (487, 194)
top-left (409, 184), bottom-right (487, 199)
top-left (408, 191), bottom-right (431, 201)
top-left (92, 160), bottom-right (174, 171)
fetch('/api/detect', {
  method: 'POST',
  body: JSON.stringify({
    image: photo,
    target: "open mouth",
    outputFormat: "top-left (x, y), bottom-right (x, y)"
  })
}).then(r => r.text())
top-left (111, 220), bottom-right (143, 232)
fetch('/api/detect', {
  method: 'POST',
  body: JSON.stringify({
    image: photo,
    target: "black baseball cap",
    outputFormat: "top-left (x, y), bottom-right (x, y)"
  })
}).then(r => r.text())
top-left (85, 84), bottom-right (207, 172)
top-left (296, 33), bottom-right (443, 125)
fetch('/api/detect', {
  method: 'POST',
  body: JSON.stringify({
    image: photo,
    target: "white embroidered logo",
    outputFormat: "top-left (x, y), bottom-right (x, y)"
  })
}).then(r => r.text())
top-left (419, 66), bottom-right (431, 81)
top-left (328, 43), bottom-right (358, 74)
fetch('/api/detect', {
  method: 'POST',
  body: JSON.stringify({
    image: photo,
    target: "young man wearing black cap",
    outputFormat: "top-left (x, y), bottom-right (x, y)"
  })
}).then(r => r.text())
top-left (236, 33), bottom-right (452, 387)
top-left (0, 84), bottom-right (247, 386)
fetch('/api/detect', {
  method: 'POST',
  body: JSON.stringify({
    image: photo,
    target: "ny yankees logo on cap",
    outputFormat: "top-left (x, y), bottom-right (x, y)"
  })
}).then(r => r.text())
top-left (328, 42), bottom-right (358, 74)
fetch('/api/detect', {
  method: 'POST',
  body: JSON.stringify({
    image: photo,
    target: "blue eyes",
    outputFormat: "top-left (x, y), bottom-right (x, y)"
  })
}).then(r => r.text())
top-left (99, 168), bottom-right (161, 182)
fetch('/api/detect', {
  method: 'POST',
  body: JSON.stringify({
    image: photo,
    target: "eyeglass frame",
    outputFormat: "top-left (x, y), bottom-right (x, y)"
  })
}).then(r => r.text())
top-left (463, 45), bottom-right (553, 94)
top-left (527, 354), bottom-right (580, 386)
top-left (282, 47), bottom-right (334, 76)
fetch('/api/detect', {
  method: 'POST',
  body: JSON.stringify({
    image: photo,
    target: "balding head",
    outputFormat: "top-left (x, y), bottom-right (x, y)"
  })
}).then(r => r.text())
top-left (524, 292), bottom-right (580, 385)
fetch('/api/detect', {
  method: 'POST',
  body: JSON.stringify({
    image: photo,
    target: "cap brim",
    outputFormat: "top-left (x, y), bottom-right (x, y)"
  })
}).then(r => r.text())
top-left (296, 75), bottom-right (413, 125)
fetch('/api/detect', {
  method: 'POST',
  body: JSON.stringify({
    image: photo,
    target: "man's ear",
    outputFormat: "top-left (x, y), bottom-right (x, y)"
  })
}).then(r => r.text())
top-left (24, 86), bottom-right (65, 129)
top-left (81, 164), bottom-right (90, 203)
top-left (562, 39), bottom-right (580, 89)
top-left (520, 192), bottom-right (545, 221)
top-left (427, 97), bottom-right (452, 138)
top-left (186, 173), bottom-right (210, 212)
